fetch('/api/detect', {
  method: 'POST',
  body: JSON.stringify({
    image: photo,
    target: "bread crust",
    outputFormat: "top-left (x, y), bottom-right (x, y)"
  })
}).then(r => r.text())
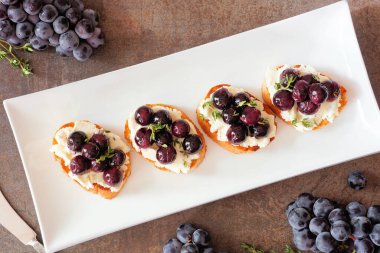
top-left (262, 65), bottom-right (347, 131)
top-left (196, 84), bottom-right (276, 154)
top-left (124, 104), bottom-right (207, 173)
top-left (52, 121), bottom-right (131, 199)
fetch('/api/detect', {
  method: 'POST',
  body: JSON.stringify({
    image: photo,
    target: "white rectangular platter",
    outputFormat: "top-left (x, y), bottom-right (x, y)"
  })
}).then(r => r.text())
top-left (4, 1), bottom-right (380, 252)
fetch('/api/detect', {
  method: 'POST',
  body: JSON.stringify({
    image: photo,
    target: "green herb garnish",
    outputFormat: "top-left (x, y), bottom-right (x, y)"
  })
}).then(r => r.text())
top-left (275, 74), bottom-right (297, 92)
top-left (104, 130), bottom-right (111, 133)
top-left (199, 113), bottom-right (206, 121)
top-left (148, 123), bottom-right (170, 141)
top-left (0, 40), bottom-right (33, 77)
top-left (183, 160), bottom-right (188, 167)
top-left (96, 146), bottom-right (115, 162)
top-left (241, 243), bottom-right (300, 253)
top-left (202, 101), bottom-right (212, 109)
top-left (238, 100), bottom-right (257, 108)
top-left (211, 109), bottom-right (222, 120)
top-left (291, 118), bottom-right (315, 128)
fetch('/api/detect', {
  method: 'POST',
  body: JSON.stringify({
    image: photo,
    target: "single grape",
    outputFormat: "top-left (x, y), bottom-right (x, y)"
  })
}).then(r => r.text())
top-left (309, 83), bottom-right (327, 104)
top-left (74, 18), bottom-right (94, 39)
top-left (212, 88), bottom-right (232, 110)
top-left (316, 232), bottom-right (337, 253)
top-left (351, 216), bottom-right (372, 239)
top-left (182, 134), bottom-right (202, 154)
top-left (292, 80), bottom-right (310, 102)
top-left (103, 166), bottom-right (121, 186)
top-left (7, 32), bottom-right (25, 46)
top-left (346, 201), bottom-right (367, 219)
top-left (82, 8), bottom-right (99, 26)
top-left (27, 14), bottom-right (40, 24)
top-left (0, 19), bottom-right (13, 39)
top-left (109, 149), bottom-right (125, 167)
top-left (296, 192), bottom-right (315, 211)
top-left (309, 217), bottom-right (330, 235)
top-left (226, 124), bottom-right (246, 144)
top-left (0, 3), bottom-right (7, 20)
top-left (89, 133), bottom-right (108, 152)
top-left (39, 4), bottom-right (58, 23)
top-left (163, 238), bottom-right (182, 253)
top-left (171, 120), bottom-right (190, 138)
top-left (91, 159), bottom-right (108, 172)
top-left (65, 7), bottom-right (81, 25)
top-left (52, 15), bottom-right (69, 34)
top-left (301, 74), bottom-right (319, 84)
top-left (73, 42), bottom-right (92, 61)
top-left (313, 198), bottom-right (335, 218)
top-left (34, 21), bottom-right (54, 39)
top-left (286, 201), bottom-right (298, 217)
top-left (7, 4), bottom-right (27, 23)
top-left (221, 107), bottom-right (240, 124)
top-left (155, 130), bottom-right (173, 147)
top-left (368, 206), bottom-right (380, 225)
top-left (135, 106), bottom-right (152, 126)
top-left (81, 142), bottom-right (100, 160)
top-left (29, 34), bottom-right (49, 50)
top-left (293, 228), bottom-right (316, 251)
top-left (181, 243), bottom-right (199, 253)
top-left (23, 0), bottom-right (43, 15)
top-left (156, 145), bottom-right (177, 164)
top-left (328, 208), bottom-right (349, 225)
top-left (348, 171), bottom-right (367, 191)
top-left (152, 110), bottom-right (172, 126)
top-left (192, 229), bottom-right (210, 247)
top-left (330, 220), bottom-right (351, 241)
top-left (86, 27), bottom-right (104, 48)
top-left (67, 131), bottom-right (86, 151)
top-left (70, 155), bottom-right (90, 174)
top-left (56, 45), bottom-right (73, 57)
top-left (273, 90), bottom-right (294, 111)
top-left (233, 92), bottom-right (250, 107)
top-left (69, 0), bottom-right (83, 11)
top-left (355, 238), bottom-right (375, 253)
top-left (288, 207), bottom-right (311, 230)
top-left (321, 80), bottom-right (340, 102)
top-left (240, 106), bottom-right (261, 126)
top-left (48, 33), bottom-right (59, 46)
top-left (248, 121), bottom-right (269, 138)
top-left (134, 128), bottom-right (153, 149)
top-left (298, 100), bottom-right (320, 115)
top-left (59, 30), bottom-right (79, 51)
top-left (370, 224), bottom-right (380, 246)
top-left (176, 224), bottom-right (196, 244)
top-left (53, 0), bottom-right (70, 14)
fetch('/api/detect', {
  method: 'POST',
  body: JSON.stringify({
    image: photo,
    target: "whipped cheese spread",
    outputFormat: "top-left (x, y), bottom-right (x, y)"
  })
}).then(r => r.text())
top-left (50, 120), bottom-right (130, 192)
top-left (265, 65), bottom-right (342, 132)
top-left (198, 86), bottom-right (276, 148)
top-left (128, 106), bottom-right (200, 174)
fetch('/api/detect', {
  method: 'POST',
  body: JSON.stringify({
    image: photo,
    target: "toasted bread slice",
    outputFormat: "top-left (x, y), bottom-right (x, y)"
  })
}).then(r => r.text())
top-left (262, 65), bottom-right (347, 131)
top-left (51, 121), bottom-right (131, 199)
top-left (196, 84), bottom-right (276, 154)
top-left (124, 104), bottom-right (206, 173)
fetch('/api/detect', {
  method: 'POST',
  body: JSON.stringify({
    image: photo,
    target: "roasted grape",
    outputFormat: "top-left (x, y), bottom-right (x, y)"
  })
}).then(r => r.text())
top-left (153, 110), bottom-right (172, 126)
top-left (240, 106), bottom-right (260, 126)
top-left (109, 149), bottom-right (126, 167)
top-left (89, 133), bottom-right (108, 152)
top-left (134, 128), bottom-right (153, 149)
top-left (226, 124), bottom-right (246, 144)
top-left (70, 155), bottom-right (90, 174)
top-left (156, 145), bottom-right (177, 164)
top-left (135, 106), bottom-right (152, 126)
top-left (103, 166), bottom-right (121, 186)
top-left (53, 0), bottom-right (70, 14)
top-left (222, 107), bottom-right (240, 124)
top-left (171, 120), bottom-right (190, 138)
top-left (321, 80), bottom-right (340, 102)
top-left (67, 131), bottom-right (86, 151)
top-left (292, 80), bottom-right (309, 102)
top-left (298, 100), bottom-right (320, 115)
top-left (273, 90), bottom-right (294, 111)
top-left (309, 83), bottom-right (327, 104)
top-left (182, 135), bottom-right (202, 154)
top-left (212, 88), bottom-right (232, 110)
top-left (65, 7), bottom-right (81, 25)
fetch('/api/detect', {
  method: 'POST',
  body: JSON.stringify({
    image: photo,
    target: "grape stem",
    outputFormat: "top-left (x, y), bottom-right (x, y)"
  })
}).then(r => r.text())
top-left (0, 39), bottom-right (33, 77)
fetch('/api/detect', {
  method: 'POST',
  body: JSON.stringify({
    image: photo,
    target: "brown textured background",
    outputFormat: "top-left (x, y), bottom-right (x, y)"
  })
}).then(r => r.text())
top-left (1, 0), bottom-right (380, 252)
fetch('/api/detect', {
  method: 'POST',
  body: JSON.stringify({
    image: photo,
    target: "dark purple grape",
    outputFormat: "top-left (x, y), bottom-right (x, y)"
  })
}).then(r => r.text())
top-left (152, 110), bottom-right (172, 126)
top-left (226, 124), bottom-right (246, 144)
top-left (222, 107), bottom-right (240, 124)
top-left (309, 83), bottom-right (327, 104)
top-left (0, 3), bottom-right (8, 20)
top-left (368, 206), bottom-right (380, 224)
top-left (288, 207), bottom-right (311, 230)
top-left (34, 21), bottom-right (54, 39)
top-left (135, 106), bottom-right (152, 126)
top-left (155, 130), bottom-right (173, 147)
top-left (52, 15), bottom-right (69, 34)
top-left (70, 155), bottom-right (90, 174)
top-left (0, 0), bottom-right (18, 4)
top-left (240, 106), bottom-right (260, 126)
top-left (65, 7), bottom-right (81, 25)
top-left (103, 166), bottom-right (121, 186)
top-left (156, 145), bottom-right (177, 164)
top-left (316, 232), bottom-right (337, 253)
top-left (355, 238), bottom-right (375, 253)
top-left (309, 217), bottom-right (330, 235)
top-left (7, 4), bottom-right (27, 23)
top-left (23, 0), bottom-right (43, 15)
top-left (192, 229), bottom-right (210, 247)
top-left (82, 8), bottom-right (99, 26)
top-left (351, 216), bottom-right (372, 239)
top-left (273, 90), bottom-right (294, 111)
top-left (296, 192), bottom-right (315, 211)
top-left (81, 142), bottom-right (100, 160)
top-left (73, 42), bottom-right (92, 61)
top-left (233, 92), bottom-right (250, 107)
top-left (292, 80), bottom-right (309, 102)
top-left (328, 208), bottom-right (349, 224)
top-left (176, 223), bottom-right (196, 244)
top-left (29, 34), bottom-right (49, 50)
top-left (331, 220), bottom-right (351, 241)
top-left (59, 30), bottom-right (79, 51)
top-left (48, 32), bottom-right (59, 46)
top-left (53, 0), bottom-right (70, 14)
top-left (280, 68), bottom-right (299, 86)
top-left (182, 134), bottom-right (202, 154)
top-left (27, 14), bottom-right (40, 24)
top-left (298, 100), bottom-right (320, 115)
top-left (67, 131), bottom-right (86, 152)
top-left (171, 120), bottom-right (190, 138)
top-left (15, 21), bottom-right (33, 39)
top-left (134, 128), bottom-right (153, 148)
top-left (39, 4), bottom-right (58, 23)
top-left (7, 32), bottom-right (25, 46)
top-left (346, 201), bottom-right (367, 219)
top-left (249, 122), bottom-right (269, 138)
top-left (0, 19), bottom-right (13, 39)
top-left (293, 228), bottom-right (316, 251)
top-left (348, 171), bottom-right (367, 191)
top-left (301, 74), bottom-right (319, 84)
top-left (86, 27), bottom-right (104, 48)
top-left (286, 201), bottom-right (298, 217)
top-left (109, 149), bottom-right (125, 166)
top-left (370, 224), bottom-right (380, 246)
top-left (321, 80), bottom-right (341, 102)
top-left (90, 159), bottom-right (108, 172)
top-left (181, 243), bottom-right (199, 253)
top-left (212, 87), bottom-right (232, 110)
top-left (56, 45), bottom-right (73, 57)
top-left (163, 238), bottom-right (182, 253)
top-left (89, 133), bottom-right (108, 152)
top-left (69, 0), bottom-right (83, 11)
top-left (74, 18), bottom-right (94, 39)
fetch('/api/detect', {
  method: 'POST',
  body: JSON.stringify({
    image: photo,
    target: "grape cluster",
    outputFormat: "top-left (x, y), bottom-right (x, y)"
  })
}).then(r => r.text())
top-left (163, 223), bottom-right (226, 253)
top-left (0, 0), bottom-right (104, 61)
top-left (286, 193), bottom-right (380, 253)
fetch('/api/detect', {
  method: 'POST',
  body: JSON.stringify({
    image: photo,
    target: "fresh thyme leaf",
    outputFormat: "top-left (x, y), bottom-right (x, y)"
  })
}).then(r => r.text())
top-left (183, 160), bottom-right (188, 167)
top-left (275, 79), bottom-right (285, 90)
top-left (259, 118), bottom-right (270, 125)
top-left (202, 101), bottom-right (212, 109)
top-left (241, 243), bottom-right (264, 253)
top-left (211, 110), bottom-right (222, 121)
top-left (199, 113), bottom-right (206, 121)
top-left (285, 74), bottom-right (297, 88)
top-left (104, 130), bottom-right (111, 133)
top-left (238, 100), bottom-right (257, 108)
top-left (148, 123), bottom-right (170, 141)
top-left (301, 118), bottom-right (314, 128)
top-left (96, 146), bottom-right (115, 163)
top-left (291, 118), bottom-right (298, 126)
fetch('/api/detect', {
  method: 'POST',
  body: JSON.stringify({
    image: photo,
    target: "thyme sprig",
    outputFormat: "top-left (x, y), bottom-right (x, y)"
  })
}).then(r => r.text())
top-left (241, 243), bottom-right (300, 253)
top-left (148, 122), bottom-right (170, 141)
top-left (0, 39), bottom-right (33, 76)
top-left (291, 118), bottom-right (316, 128)
top-left (202, 100), bottom-right (222, 121)
top-left (238, 100), bottom-right (257, 108)
top-left (275, 74), bottom-right (297, 92)
top-left (96, 146), bottom-right (115, 163)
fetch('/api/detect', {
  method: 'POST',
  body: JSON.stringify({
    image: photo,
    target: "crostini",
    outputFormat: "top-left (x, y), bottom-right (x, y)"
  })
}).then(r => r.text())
top-left (50, 120), bottom-right (131, 199)
top-left (124, 104), bottom-right (206, 174)
top-left (196, 84), bottom-right (276, 154)
top-left (262, 65), bottom-right (347, 132)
